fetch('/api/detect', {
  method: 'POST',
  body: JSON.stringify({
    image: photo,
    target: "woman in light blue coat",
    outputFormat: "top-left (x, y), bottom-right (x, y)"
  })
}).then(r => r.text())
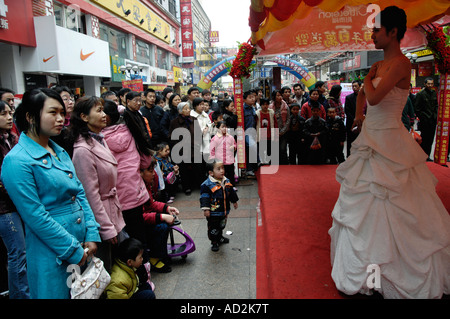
top-left (1, 89), bottom-right (100, 299)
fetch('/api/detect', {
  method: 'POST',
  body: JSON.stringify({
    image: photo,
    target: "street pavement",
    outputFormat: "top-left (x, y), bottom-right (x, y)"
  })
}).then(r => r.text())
top-left (150, 177), bottom-right (259, 299)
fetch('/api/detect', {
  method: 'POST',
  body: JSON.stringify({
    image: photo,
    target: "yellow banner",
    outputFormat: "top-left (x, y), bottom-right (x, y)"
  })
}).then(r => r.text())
top-left (173, 66), bottom-right (182, 83)
top-left (91, 0), bottom-right (170, 43)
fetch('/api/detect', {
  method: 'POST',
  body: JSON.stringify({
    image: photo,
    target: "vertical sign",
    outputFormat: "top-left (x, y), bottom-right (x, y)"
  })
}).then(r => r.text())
top-left (434, 73), bottom-right (450, 165)
top-left (233, 77), bottom-right (246, 169)
top-left (180, 0), bottom-right (194, 63)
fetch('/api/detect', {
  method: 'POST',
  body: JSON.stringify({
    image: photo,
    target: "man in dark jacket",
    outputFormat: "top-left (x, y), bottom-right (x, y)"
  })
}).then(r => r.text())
top-left (344, 80), bottom-right (361, 157)
top-left (141, 88), bottom-right (168, 146)
top-left (414, 78), bottom-right (438, 160)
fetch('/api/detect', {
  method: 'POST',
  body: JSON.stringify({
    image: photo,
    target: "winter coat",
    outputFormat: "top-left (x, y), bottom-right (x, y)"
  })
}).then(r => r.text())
top-left (200, 176), bottom-right (239, 217)
top-left (1, 133), bottom-right (100, 299)
top-left (102, 123), bottom-right (151, 211)
top-left (300, 101), bottom-right (326, 120)
top-left (190, 109), bottom-right (211, 154)
top-left (269, 100), bottom-right (291, 136)
top-left (72, 136), bottom-right (125, 241)
top-left (168, 115), bottom-right (201, 162)
top-left (209, 133), bottom-right (236, 165)
top-left (142, 179), bottom-right (168, 225)
top-left (105, 259), bottom-right (139, 299)
top-left (140, 104), bottom-right (167, 143)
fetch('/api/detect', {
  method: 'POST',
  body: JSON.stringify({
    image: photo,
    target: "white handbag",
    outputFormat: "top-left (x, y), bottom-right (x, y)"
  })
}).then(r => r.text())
top-left (70, 249), bottom-right (111, 299)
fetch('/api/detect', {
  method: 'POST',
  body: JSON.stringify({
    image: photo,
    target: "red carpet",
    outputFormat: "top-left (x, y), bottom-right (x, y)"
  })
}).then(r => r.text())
top-left (256, 163), bottom-right (450, 299)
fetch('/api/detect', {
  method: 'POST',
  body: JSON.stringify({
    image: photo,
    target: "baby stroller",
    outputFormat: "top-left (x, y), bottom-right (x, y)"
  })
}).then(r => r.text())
top-left (167, 215), bottom-right (196, 259)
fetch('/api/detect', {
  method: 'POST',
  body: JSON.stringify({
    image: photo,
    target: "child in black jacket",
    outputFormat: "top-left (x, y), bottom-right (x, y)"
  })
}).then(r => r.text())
top-left (200, 161), bottom-right (239, 252)
top-left (303, 102), bottom-right (328, 164)
top-left (326, 107), bottom-right (346, 164)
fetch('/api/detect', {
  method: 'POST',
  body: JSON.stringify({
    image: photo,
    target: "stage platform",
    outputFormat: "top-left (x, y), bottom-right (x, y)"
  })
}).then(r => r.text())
top-left (256, 163), bottom-right (450, 299)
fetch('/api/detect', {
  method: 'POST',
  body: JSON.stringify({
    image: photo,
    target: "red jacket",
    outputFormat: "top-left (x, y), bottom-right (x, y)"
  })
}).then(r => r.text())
top-left (142, 174), bottom-right (168, 225)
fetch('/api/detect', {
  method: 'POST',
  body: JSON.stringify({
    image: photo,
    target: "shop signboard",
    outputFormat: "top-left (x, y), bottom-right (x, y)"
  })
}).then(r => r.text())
top-left (173, 66), bottom-right (182, 83)
top-left (0, 0), bottom-right (36, 47)
top-left (22, 16), bottom-right (110, 78)
top-left (180, 0), bottom-right (194, 63)
top-left (209, 31), bottom-right (219, 43)
top-left (91, 0), bottom-right (170, 44)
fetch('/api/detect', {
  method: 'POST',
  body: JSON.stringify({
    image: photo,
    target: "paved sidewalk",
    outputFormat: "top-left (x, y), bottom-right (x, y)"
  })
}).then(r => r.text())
top-left (150, 178), bottom-right (259, 299)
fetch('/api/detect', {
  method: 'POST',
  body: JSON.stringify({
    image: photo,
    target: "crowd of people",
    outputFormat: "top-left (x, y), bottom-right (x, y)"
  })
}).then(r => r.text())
top-left (0, 67), bottom-right (440, 299)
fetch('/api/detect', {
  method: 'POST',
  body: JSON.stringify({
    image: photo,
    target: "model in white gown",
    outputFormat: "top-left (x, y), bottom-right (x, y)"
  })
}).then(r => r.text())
top-left (329, 76), bottom-right (450, 298)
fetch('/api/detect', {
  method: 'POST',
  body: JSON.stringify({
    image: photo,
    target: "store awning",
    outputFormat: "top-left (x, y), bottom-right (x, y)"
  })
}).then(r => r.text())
top-left (249, 0), bottom-right (450, 55)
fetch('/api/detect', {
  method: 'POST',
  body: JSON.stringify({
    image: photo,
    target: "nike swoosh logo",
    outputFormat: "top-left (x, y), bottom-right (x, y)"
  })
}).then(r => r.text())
top-left (80, 50), bottom-right (95, 61)
top-left (43, 55), bottom-right (55, 63)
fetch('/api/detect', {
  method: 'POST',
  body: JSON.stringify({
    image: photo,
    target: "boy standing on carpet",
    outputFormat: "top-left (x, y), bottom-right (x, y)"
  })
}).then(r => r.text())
top-left (303, 102), bottom-right (328, 164)
top-left (200, 161), bottom-right (239, 252)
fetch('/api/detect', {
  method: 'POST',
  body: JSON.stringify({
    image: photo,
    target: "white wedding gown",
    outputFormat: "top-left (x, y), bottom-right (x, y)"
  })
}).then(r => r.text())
top-left (329, 77), bottom-right (450, 299)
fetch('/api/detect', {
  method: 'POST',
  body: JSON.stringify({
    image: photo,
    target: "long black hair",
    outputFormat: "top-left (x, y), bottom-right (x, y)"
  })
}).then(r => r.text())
top-left (123, 91), bottom-right (152, 156)
top-left (14, 88), bottom-right (65, 135)
top-left (0, 101), bottom-right (17, 165)
top-left (68, 96), bottom-right (103, 146)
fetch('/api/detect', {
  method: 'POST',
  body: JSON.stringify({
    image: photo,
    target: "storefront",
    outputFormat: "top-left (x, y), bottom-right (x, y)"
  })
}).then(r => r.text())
top-left (0, 0), bottom-right (36, 94)
top-left (408, 48), bottom-right (439, 92)
top-left (21, 15), bottom-right (110, 97)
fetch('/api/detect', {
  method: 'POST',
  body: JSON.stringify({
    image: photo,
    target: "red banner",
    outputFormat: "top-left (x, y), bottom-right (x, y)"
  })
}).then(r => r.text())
top-left (180, 0), bottom-right (194, 63)
top-left (122, 79), bottom-right (144, 92)
top-left (434, 74), bottom-right (450, 165)
top-left (257, 5), bottom-right (427, 56)
top-left (233, 77), bottom-right (246, 169)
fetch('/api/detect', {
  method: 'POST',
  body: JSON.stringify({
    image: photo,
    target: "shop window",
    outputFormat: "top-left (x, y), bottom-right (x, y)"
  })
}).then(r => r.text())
top-left (99, 23), bottom-right (129, 60)
top-left (157, 48), bottom-right (169, 70)
top-left (136, 40), bottom-right (155, 66)
top-left (168, 0), bottom-right (177, 17)
top-left (53, 1), bottom-right (86, 34)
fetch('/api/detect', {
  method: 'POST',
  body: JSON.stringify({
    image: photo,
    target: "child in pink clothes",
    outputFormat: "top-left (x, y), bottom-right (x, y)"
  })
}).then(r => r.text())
top-left (209, 121), bottom-right (237, 186)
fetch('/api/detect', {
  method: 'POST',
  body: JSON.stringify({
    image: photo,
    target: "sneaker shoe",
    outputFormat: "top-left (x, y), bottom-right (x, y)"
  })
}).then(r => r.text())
top-left (211, 242), bottom-right (220, 252)
top-left (219, 236), bottom-right (229, 244)
top-left (150, 258), bottom-right (172, 273)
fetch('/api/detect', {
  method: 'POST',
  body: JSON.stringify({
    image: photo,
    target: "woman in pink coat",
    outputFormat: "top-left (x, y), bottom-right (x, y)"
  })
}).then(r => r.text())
top-left (70, 97), bottom-right (127, 271)
top-left (102, 97), bottom-right (152, 259)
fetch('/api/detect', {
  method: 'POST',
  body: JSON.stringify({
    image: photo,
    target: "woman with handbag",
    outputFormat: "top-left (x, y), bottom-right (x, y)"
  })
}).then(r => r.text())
top-left (1, 88), bottom-right (100, 299)
top-left (69, 97), bottom-right (128, 272)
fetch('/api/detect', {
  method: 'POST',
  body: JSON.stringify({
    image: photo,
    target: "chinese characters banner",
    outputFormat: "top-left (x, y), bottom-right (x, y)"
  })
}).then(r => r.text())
top-left (122, 79), bottom-right (144, 92)
top-left (434, 73), bottom-right (450, 165)
top-left (233, 77), bottom-right (246, 169)
top-left (180, 0), bottom-right (194, 63)
top-left (257, 5), bottom-right (427, 56)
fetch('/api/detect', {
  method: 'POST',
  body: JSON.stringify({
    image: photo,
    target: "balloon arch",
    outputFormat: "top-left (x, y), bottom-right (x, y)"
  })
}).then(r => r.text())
top-left (197, 55), bottom-right (317, 91)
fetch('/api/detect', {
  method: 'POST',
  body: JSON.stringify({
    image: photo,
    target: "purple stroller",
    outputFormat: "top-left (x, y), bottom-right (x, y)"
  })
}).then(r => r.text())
top-left (167, 215), bottom-right (196, 259)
